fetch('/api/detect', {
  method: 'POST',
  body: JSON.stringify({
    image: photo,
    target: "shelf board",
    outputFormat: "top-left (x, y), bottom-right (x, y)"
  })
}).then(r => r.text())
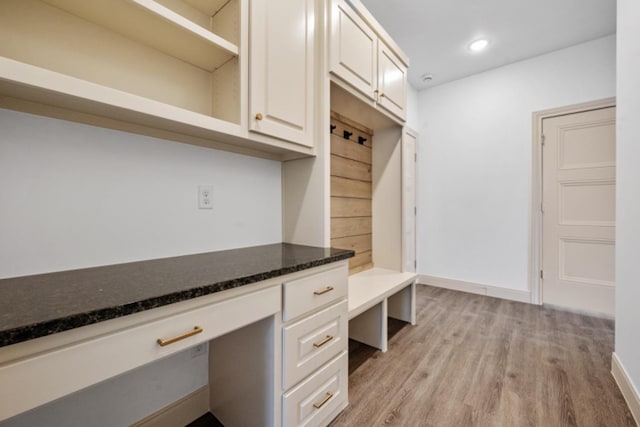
top-left (41, 0), bottom-right (238, 72)
top-left (0, 58), bottom-right (314, 161)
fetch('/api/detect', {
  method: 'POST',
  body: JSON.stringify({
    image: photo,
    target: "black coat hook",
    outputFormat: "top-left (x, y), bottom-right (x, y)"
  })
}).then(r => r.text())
top-left (330, 124), bottom-right (336, 134)
top-left (358, 136), bottom-right (367, 145)
top-left (343, 130), bottom-right (353, 140)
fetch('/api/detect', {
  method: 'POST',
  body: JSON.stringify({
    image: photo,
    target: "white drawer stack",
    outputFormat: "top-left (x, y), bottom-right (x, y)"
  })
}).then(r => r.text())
top-left (281, 263), bottom-right (349, 427)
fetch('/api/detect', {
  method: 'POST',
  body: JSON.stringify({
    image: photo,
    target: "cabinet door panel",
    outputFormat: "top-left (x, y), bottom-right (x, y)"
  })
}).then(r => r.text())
top-left (330, 0), bottom-right (376, 100)
top-left (249, 0), bottom-right (314, 147)
top-left (377, 41), bottom-right (407, 120)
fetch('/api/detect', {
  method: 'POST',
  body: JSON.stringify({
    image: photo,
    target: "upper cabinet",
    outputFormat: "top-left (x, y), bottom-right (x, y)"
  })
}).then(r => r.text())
top-left (249, 0), bottom-right (315, 147)
top-left (0, 0), bottom-right (316, 160)
top-left (329, 0), bottom-right (408, 122)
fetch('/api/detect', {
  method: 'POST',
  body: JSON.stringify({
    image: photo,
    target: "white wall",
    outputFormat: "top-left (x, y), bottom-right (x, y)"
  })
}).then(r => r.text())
top-left (0, 109), bottom-right (282, 279)
top-left (406, 84), bottom-right (419, 131)
top-left (615, 0), bottom-right (640, 410)
top-left (0, 109), bottom-right (282, 425)
top-left (417, 35), bottom-right (616, 292)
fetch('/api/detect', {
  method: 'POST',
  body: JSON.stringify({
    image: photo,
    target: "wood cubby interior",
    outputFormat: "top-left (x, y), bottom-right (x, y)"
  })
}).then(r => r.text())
top-left (330, 83), bottom-right (404, 274)
top-left (0, 0), bottom-right (241, 125)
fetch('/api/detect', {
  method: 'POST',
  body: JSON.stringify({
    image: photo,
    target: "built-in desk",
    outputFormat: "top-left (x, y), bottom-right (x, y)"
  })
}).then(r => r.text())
top-left (0, 244), bottom-right (353, 426)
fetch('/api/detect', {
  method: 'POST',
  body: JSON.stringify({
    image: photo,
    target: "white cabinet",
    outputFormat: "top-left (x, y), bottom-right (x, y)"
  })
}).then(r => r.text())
top-left (249, 0), bottom-right (315, 147)
top-left (329, 0), bottom-right (408, 121)
top-left (377, 41), bottom-right (408, 120)
top-left (0, 0), bottom-right (317, 160)
top-left (329, 0), bottom-right (377, 100)
top-left (280, 262), bottom-right (349, 427)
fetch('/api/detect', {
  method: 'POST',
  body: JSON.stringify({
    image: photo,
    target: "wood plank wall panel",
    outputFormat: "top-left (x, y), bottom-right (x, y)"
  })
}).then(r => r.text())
top-left (330, 113), bottom-right (373, 275)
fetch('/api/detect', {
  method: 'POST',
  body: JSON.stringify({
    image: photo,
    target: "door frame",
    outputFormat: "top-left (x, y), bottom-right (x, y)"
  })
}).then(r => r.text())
top-left (529, 97), bottom-right (616, 305)
top-left (402, 126), bottom-right (418, 272)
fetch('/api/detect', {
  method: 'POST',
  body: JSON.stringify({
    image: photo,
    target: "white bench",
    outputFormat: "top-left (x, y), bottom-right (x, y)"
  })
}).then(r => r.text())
top-left (347, 268), bottom-right (418, 352)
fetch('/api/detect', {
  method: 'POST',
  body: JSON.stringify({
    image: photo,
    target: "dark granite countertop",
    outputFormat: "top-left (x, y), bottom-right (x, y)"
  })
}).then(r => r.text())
top-left (0, 243), bottom-right (354, 348)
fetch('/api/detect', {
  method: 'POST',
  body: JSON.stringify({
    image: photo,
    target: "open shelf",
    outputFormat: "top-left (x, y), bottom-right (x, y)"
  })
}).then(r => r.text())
top-left (40, 0), bottom-right (238, 72)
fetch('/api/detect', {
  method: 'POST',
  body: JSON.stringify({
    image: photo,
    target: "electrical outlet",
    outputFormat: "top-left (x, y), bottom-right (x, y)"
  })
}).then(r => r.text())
top-left (190, 342), bottom-right (207, 358)
top-left (198, 185), bottom-right (213, 209)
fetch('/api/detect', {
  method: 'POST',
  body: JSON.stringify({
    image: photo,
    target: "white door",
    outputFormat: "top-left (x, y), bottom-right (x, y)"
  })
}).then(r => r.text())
top-left (377, 41), bottom-right (407, 121)
top-left (249, 0), bottom-right (314, 146)
top-left (402, 129), bottom-right (417, 272)
top-left (542, 107), bottom-right (616, 315)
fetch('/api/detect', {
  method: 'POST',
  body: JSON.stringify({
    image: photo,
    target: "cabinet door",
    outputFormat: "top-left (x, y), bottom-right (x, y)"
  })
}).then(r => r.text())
top-left (377, 41), bottom-right (407, 120)
top-left (249, 0), bottom-right (314, 147)
top-left (329, 0), bottom-right (377, 100)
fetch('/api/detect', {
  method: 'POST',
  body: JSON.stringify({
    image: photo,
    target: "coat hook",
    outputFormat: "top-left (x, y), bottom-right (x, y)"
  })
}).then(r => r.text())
top-left (343, 130), bottom-right (353, 140)
top-left (358, 136), bottom-right (367, 145)
top-left (330, 124), bottom-right (336, 134)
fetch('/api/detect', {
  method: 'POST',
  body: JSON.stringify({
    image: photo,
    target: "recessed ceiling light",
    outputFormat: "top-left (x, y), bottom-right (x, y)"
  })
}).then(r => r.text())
top-left (469, 39), bottom-right (489, 52)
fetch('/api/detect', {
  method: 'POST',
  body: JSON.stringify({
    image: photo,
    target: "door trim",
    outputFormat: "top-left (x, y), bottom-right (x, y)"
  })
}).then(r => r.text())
top-left (529, 97), bottom-right (616, 305)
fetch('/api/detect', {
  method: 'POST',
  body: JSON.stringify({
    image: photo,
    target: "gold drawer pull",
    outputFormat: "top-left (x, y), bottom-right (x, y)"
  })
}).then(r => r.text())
top-left (313, 392), bottom-right (334, 409)
top-left (313, 335), bottom-right (334, 348)
top-left (313, 286), bottom-right (334, 296)
top-left (157, 326), bottom-right (203, 347)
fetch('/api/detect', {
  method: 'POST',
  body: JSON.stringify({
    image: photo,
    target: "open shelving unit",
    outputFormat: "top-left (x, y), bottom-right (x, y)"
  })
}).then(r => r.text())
top-left (0, 0), bottom-right (314, 160)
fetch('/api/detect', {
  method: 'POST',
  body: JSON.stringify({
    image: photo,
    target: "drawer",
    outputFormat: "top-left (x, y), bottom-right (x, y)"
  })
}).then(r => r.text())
top-left (283, 264), bottom-right (348, 321)
top-left (283, 351), bottom-right (348, 427)
top-left (283, 300), bottom-right (347, 390)
top-left (0, 285), bottom-right (281, 422)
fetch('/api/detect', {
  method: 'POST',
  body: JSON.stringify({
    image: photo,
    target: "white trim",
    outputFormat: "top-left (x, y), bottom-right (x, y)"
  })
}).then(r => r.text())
top-left (131, 385), bottom-right (209, 427)
top-left (418, 275), bottom-right (531, 303)
top-left (612, 352), bottom-right (640, 425)
top-left (529, 97), bottom-right (616, 305)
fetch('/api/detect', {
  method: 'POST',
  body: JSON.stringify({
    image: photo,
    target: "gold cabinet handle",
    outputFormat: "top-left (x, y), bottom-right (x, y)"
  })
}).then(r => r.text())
top-left (313, 392), bottom-right (334, 409)
top-left (255, 113), bottom-right (264, 120)
top-left (313, 335), bottom-right (334, 348)
top-left (313, 286), bottom-right (334, 296)
top-left (157, 326), bottom-right (203, 347)
top-left (379, 92), bottom-right (385, 98)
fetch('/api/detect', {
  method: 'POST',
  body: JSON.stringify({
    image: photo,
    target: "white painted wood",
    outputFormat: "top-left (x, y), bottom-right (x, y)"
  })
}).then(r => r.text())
top-left (209, 316), bottom-right (276, 427)
top-left (542, 107), bottom-right (616, 316)
top-left (347, 268), bottom-right (417, 319)
top-left (388, 282), bottom-right (416, 325)
top-left (613, 353), bottom-right (640, 425)
top-left (402, 128), bottom-right (418, 273)
top-left (349, 300), bottom-right (388, 352)
top-left (0, 285), bottom-right (280, 421)
top-left (38, 0), bottom-right (238, 71)
top-left (132, 385), bottom-right (209, 427)
top-left (282, 352), bottom-right (348, 427)
top-left (419, 275), bottom-right (532, 303)
top-left (376, 41), bottom-right (407, 120)
top-left (372, 127), bottom-right (403, 271)
top-left (282, 301), bottom-right (348, 390)
top-left (329, 0), bottom-right (377, 100)
top-left (282, 264), bottom-right (348, 322)
top-left (249, 0), bottom-right (314, 147)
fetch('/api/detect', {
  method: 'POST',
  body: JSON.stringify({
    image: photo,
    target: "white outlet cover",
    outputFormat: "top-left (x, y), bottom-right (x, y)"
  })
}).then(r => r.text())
top-left (198, 185), bottom-right (213, 209)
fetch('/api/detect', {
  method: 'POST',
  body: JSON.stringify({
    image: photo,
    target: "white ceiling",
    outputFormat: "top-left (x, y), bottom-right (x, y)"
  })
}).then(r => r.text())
top-left (360, 0), bottom-right (616, 89)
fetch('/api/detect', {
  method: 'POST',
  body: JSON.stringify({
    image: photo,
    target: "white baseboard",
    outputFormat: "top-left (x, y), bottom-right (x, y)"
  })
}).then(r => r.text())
top-left (418, 275), bottom-right (531, 303)
top-left (132, 385), bottom-right (209, 427)
top-left (612, 352), bottom-right (640, 425)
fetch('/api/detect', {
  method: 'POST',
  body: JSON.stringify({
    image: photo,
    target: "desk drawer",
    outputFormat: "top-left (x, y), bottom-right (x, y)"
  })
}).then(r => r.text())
top-left (283, 264), bottom-right (347, 321)
top-left (0, 285), bottom-right (281, 422)
top-left (283, 300), bottom-right (347, 390)
top-left (283, 351), bottom-right (348, 427)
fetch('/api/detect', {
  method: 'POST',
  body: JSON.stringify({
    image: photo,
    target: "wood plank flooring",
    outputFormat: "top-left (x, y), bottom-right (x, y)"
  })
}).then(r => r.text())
top-left (331, 286), bottom-right (636, 427)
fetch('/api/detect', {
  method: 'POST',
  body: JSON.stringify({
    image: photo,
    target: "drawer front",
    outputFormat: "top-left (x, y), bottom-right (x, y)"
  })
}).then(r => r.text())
top-left (283, 301), bottom-right (347, 390)
top-left (283, 351), bottom-right (348, 427)
top-left (0, 285), bottom-right (281, 422)
top-left (283, 264), bottom-right (348, 321)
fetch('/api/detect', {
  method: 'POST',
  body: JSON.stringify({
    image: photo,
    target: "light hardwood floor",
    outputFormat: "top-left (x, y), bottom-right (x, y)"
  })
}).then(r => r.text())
top-left (331, 285), bottom-right (636, 427)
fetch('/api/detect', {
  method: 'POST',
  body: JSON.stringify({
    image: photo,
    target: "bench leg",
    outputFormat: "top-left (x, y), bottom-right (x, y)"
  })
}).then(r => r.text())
top-left (388, 282), bottom-right (416, 325)
top-left (349, 300), bottom-right (388, 352)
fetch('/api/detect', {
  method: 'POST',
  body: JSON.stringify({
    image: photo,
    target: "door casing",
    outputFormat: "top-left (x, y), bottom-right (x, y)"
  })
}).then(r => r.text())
top-left (529, 97), bottom-right (616, 306)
